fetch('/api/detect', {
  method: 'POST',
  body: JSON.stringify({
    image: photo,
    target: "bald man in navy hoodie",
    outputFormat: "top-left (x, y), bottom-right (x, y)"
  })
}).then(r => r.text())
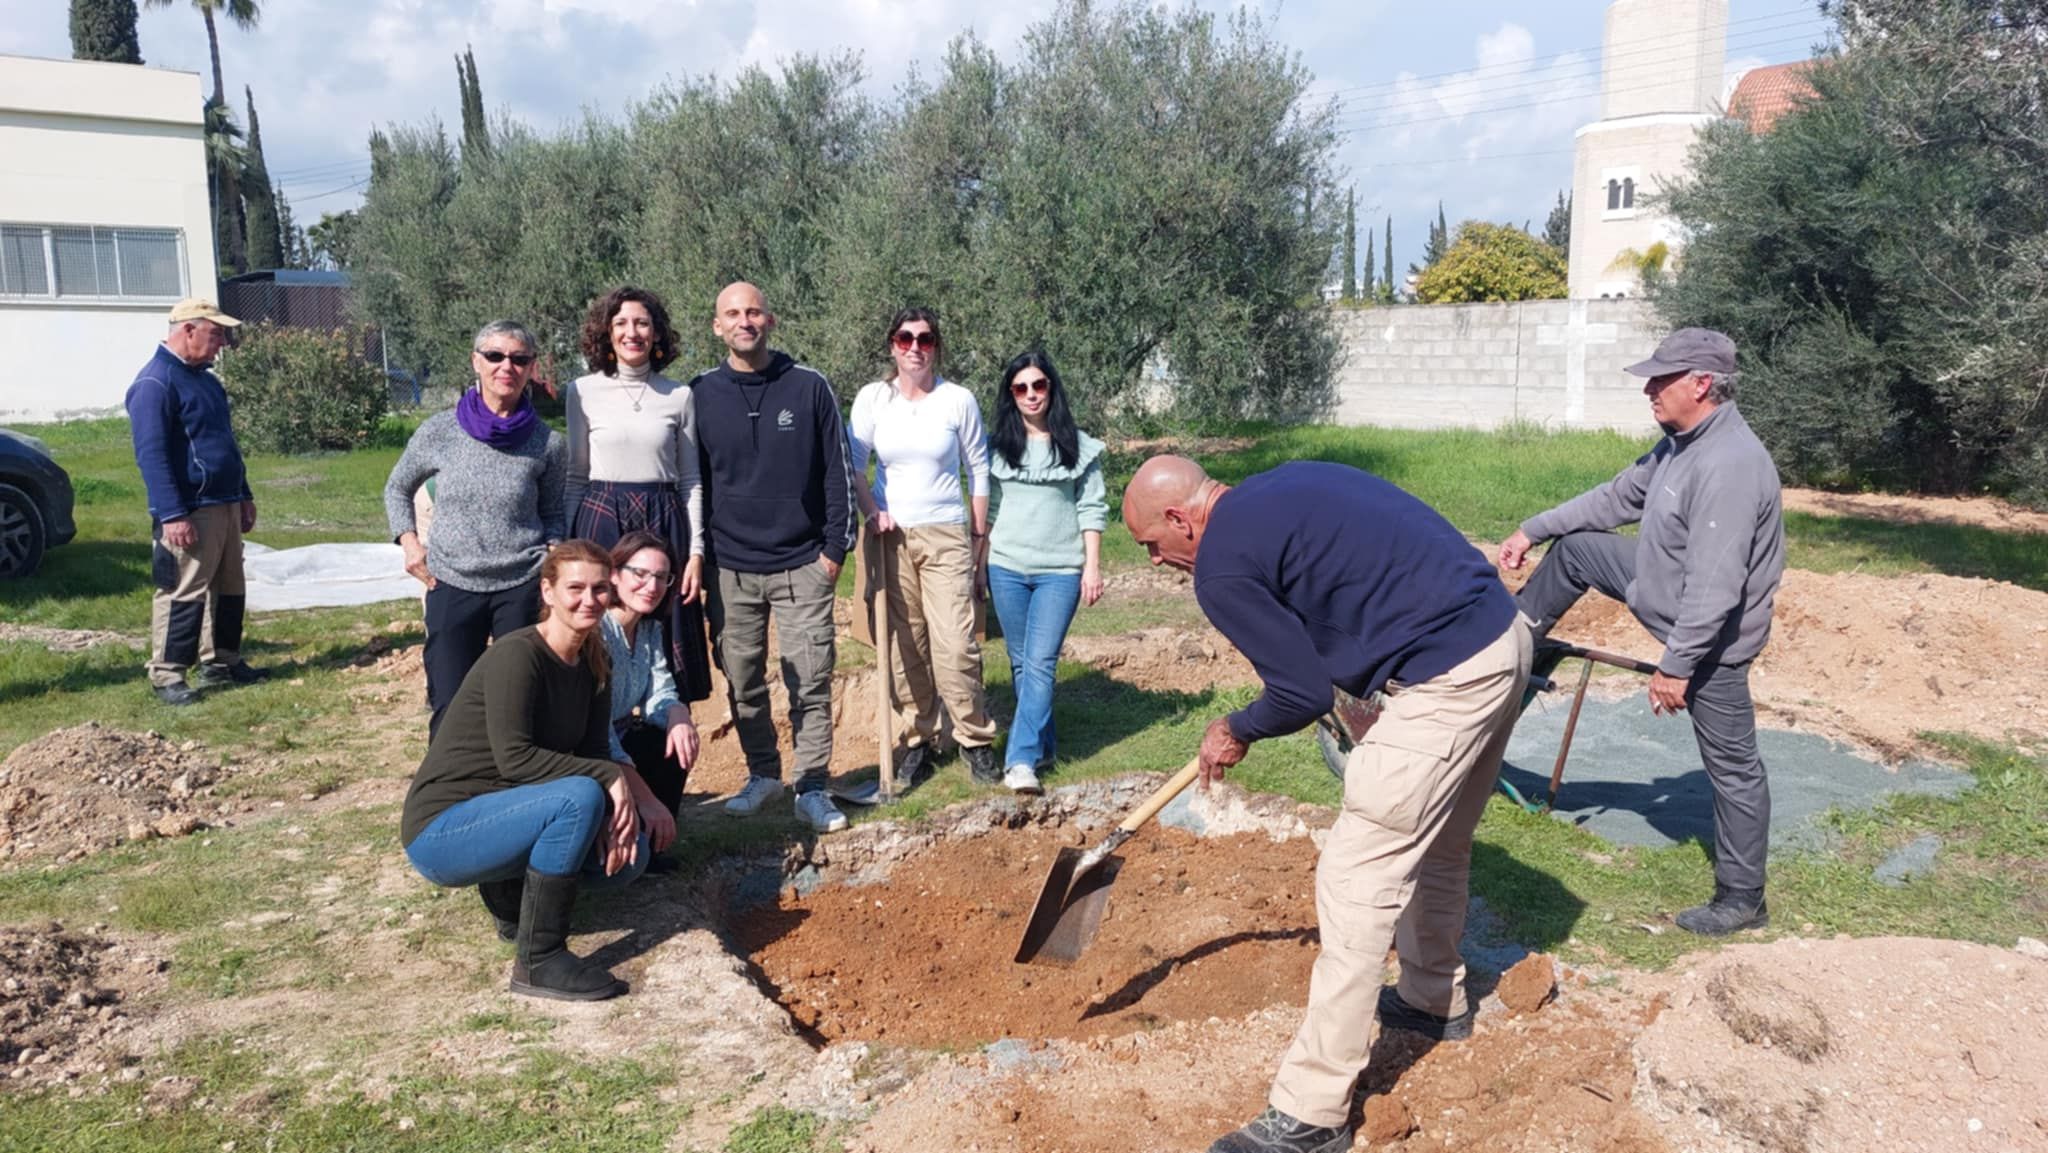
top-left (690, 283), bottom-right (859, 834)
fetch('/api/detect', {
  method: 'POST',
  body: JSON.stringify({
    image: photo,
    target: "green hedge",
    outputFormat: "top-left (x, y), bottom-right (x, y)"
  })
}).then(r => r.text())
top-left (217, 325), bottom-right (388, 454)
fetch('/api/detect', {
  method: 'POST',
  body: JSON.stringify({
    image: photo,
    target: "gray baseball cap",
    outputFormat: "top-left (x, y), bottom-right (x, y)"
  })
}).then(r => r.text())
top-left (1624, 327), bottom-right (1736, 377)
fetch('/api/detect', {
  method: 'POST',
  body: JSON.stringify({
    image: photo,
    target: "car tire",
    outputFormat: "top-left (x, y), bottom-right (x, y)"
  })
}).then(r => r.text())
top-left (0, 483), bottom-right (47, 579)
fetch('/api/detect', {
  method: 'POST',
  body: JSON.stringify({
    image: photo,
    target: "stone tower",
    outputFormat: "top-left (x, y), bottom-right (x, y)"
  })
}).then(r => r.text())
top-left (1566, 0), bottom-right (1727, 299)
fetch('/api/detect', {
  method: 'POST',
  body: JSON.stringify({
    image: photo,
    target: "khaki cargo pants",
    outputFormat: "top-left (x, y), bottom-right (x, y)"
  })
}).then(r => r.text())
top-left (1269, 618), bottom-right (1532, 1128)
top-left (878, 523), bottom-right (996, 749)
top-left (147, 503), bottom-right (247, 688)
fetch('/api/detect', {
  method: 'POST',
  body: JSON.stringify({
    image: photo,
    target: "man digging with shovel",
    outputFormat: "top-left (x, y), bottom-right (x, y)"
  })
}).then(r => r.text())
top-left (1123, 456), bottom-right (1531, 1153)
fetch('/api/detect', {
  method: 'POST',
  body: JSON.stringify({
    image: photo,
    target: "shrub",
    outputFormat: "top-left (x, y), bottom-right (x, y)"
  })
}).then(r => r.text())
top-left (216, 324), bottom-right (388, 454)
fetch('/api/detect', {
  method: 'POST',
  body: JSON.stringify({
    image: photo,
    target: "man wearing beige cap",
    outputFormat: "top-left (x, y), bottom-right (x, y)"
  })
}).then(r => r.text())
top-left (125, 298), bottom-right (269, 705)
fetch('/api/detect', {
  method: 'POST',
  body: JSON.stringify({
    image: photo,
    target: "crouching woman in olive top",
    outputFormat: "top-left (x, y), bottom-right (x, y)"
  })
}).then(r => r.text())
top-left (399, 539), bottom-right (662, 1002)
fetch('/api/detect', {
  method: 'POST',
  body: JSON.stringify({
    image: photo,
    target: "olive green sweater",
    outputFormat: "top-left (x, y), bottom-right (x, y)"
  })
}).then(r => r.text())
top-left (399, 626), bottom-right (619, 846)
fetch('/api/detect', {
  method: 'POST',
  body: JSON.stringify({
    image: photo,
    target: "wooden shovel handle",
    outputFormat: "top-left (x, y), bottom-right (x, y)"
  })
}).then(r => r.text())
top-left (1119, 758), bottom-right (1204, 834)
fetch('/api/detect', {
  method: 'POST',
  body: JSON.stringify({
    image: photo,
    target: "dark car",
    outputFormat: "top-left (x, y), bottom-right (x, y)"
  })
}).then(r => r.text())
top-left (0, 429), bottom-right (77, 579)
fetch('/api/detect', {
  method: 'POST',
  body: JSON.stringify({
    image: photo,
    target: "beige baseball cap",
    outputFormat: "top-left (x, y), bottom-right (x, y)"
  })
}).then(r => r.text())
top-left (166, 297), bottom-right (242, 327)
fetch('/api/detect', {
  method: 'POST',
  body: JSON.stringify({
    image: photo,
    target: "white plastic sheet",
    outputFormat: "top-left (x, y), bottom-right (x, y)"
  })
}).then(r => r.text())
top-left (241, 541), bottom-right (421, 612)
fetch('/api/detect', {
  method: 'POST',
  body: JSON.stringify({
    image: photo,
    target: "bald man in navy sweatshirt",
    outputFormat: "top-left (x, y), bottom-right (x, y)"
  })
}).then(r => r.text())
top-left (1124, 456), bottom-right (1530, 1153)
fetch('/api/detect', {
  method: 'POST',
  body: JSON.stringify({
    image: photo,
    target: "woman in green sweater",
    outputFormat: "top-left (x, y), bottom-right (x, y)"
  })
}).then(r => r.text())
top-left (985, 351), bottom-right (1108, 794)
top-left (400, 539), bottom-right (667, 1003)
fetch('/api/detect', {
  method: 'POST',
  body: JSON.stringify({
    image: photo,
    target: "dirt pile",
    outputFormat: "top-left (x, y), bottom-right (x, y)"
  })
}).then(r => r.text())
top-left (1058, 627), bottom-right (1258, 696)
top-left (736, 822), bottom-right (1321, 1045)
top-left (1, 924), bottom-right (161, 1083)
top-left (0, 624), bottom-right (142, 653)
top-left (0, 724), bottom-right (244, 863)
top-left (1634, 937), bottom-right (2048, 1153)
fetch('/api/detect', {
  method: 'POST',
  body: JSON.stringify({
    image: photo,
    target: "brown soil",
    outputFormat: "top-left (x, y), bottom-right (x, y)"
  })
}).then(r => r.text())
top-left (1058, 626), bottom-right (1259, 696)
top-left (0, 624), bottom-right (143, 653)
top-left (1782, 487), bottom-right (2048, 535)
top-left (0, 724), bottom-right (249, 863)
top-left (1497, 953), bottom-right (1556, 1015)
top-left (1486, 547), bottom-right (2048, 760)
top-left (1, 923), bottom-right (163, 1083)
top-left (736, 823), bottom-right (1321, 1045)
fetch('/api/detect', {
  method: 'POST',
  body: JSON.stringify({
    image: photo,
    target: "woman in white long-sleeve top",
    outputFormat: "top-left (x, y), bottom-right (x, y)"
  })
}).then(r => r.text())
top-left (847, 308), bottom-right (999, 787)
top-left (564, 286), bottom-right (712, 705)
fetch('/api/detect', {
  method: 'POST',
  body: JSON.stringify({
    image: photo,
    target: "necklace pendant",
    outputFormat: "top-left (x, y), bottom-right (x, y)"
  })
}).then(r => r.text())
top-left (631, 400), bottom-right (642, 411)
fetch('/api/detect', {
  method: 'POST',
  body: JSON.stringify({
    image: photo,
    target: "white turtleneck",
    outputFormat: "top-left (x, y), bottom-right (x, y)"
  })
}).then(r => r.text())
top-left (565, 361), bottom-right (704, 556)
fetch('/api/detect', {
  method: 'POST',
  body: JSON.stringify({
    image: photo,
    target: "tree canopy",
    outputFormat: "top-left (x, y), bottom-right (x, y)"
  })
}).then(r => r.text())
top-left (1412, 221), bottom-right (1567, 304)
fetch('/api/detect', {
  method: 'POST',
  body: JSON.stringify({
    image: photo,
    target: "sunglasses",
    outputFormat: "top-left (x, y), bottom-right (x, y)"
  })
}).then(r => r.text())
top-left (619, 563), bottom-right (675, 588)
top-left (891, 331), bottom-right (938, 351)
top-left (477, 350), bottom-right (537, 367)
top-left (1009, 378), bottom-right (1051, 396)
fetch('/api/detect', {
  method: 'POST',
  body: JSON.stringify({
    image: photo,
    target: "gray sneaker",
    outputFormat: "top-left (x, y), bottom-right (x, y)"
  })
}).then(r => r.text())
top-left (724, 775), bottom-right (785, 817)
top-left (794, 790), bottom-right (848, 834)
top-left (1207, 1107), bottom-right (1352, 1153)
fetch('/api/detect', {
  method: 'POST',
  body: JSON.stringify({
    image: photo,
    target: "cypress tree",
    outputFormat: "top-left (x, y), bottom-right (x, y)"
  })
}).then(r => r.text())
top-left (457, 46), bottom-right (492, 164)
top-left (241, 85), bottom-right (284, 271)
top-left (1363, 227), bottom-right (1375, 302)
top-left (1341, 188), bottom-right (1357, 301)
top-left (70, 0), bottom-right (143, 64)
top-left (1382, 216), bottom-right (1394, 303)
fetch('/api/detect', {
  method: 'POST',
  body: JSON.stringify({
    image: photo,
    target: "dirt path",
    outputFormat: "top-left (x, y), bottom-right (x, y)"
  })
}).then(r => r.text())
top-left (1781, 488), bottom-right (2048, 535)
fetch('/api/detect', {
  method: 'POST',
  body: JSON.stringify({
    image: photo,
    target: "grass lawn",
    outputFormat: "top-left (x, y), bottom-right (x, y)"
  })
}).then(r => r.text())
top-left (2, 414), bottom-right (2044, 1150)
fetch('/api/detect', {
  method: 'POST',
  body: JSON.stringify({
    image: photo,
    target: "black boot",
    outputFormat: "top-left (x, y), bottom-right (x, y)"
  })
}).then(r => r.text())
top-left (1377, 985), bottom-right (1474, 1041)
top-left (478, 877), bottom-right (523, 942)
top-left (1675, 884), bottom-right (1769, 936)
top-left (509, 869), bottom-right (625, 1002)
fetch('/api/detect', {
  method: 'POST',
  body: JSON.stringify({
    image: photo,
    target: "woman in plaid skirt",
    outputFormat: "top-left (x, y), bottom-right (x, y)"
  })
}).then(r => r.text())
top-left (564, 286), bottom-right (713, 704)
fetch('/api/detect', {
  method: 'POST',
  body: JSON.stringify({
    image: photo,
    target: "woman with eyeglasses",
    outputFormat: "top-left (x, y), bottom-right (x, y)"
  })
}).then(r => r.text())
top-left (984, 352), bottom-right (1106, 794)
top-left (400, 539), bottom-right (652, 1003)
top-left (564, 287), bottom-right (713, 708)
top-left (386, 320), bottom-right (566, 735)
top-left (598, 530), bottom-right (698, 871)
top-left (847, 308), bottom-right (1000, 786)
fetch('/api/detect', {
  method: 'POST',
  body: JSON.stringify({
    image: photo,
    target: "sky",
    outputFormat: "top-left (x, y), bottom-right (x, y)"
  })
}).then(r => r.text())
top-left (2, 1), bottom-right (1835, 277)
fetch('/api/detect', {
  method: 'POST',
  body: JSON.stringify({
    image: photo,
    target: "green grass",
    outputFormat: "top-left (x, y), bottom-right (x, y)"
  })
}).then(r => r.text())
top-left (724, 1107), bottom-right (834, 1153)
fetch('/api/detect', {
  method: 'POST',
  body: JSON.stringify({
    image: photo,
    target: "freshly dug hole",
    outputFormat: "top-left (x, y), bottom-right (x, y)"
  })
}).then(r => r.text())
top-left (733, 819), bottom-right (1324, 1046)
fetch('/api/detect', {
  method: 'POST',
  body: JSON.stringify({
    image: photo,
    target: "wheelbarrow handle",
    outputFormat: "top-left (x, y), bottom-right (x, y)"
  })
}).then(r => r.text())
top-left (1119, 758), bottom-right (1205, 835)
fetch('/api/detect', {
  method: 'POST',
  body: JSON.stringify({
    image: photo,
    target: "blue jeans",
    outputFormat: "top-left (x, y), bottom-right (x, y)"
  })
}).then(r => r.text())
top-left (987, 566), bottom-right (1082, 772)
top-left (404, 776), bottom-right (649, 890)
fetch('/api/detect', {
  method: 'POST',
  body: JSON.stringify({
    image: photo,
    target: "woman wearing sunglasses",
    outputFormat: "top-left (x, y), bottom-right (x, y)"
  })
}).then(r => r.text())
top-left (385, 320), bottom-right (566, 735)
top-left (564, 287), bottom-right (713, 711)
top-left (598, 530), bottom-right (697, 872)
top-left (984, 352), bottom-right (1106, 794)
top-left (847, 308), bottom-right (1000, 786)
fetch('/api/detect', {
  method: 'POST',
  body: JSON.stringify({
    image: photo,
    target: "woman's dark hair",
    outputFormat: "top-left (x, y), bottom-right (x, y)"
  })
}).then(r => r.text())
top-left (580, 286), bottom-right (680, 376)
top-left (991, 350), bottom-right (1080, 470)
top-left (607, 530), bottom-right (673, 612)
top-left (883, 306), bottom-right (943, 380)
top-left (537, 539), bottom-right (614, 686)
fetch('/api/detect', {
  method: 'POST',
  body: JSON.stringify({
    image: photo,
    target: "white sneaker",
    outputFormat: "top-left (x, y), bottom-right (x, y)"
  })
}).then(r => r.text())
top-left (724, 776), bottom-right (785, 817)
top-left (794, 790), bottom-right (848, 833)
top-left (1002, 764), bottom-right (1043, 795)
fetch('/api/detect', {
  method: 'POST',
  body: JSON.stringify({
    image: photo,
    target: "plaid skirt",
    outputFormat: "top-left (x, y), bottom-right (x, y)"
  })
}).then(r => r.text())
top-left (573, 480), bottom-right (713, 703)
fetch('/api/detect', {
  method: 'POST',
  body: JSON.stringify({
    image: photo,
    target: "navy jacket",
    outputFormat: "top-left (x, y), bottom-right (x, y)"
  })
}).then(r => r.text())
top-left (690, 352), bottom-right (857, 573)
top-left (1194, 462), bottom-right (1515, 743)
top-left (125, 344), bottom-right (251, 523)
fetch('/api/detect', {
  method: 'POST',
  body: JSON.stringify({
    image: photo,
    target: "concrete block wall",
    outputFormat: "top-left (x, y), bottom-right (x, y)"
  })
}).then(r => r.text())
top-left (1330, 298), bottom-right (1663, 434)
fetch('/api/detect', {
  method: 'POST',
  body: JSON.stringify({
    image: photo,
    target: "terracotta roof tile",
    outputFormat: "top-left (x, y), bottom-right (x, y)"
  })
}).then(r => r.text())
top-left (1729, 60), bottom-right (1820, 134)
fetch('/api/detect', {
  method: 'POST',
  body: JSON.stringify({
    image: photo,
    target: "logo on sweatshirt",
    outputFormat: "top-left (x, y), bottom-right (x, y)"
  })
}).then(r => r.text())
top-left (776, 408), bottom-right (795, 430)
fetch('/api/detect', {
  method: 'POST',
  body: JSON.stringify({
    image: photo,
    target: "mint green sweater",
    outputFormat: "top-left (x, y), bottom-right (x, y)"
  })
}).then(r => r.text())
top-left (987, 432), bottom-right (1108, 575)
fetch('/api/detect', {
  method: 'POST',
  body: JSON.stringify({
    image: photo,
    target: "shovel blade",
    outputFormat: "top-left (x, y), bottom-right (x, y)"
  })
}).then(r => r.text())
top-left (1013, 847), bottom-right (1124, 967)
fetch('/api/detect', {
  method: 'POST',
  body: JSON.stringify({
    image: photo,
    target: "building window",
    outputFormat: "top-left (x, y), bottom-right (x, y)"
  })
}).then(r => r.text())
top-left (1599, 168), bottom-right (1641, 221)
top-left (0, 224), bottom-right (186, 301)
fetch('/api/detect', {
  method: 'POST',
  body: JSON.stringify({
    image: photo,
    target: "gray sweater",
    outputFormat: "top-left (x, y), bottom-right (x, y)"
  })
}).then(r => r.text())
top-left (1521, 403), bottom-right (1785, 678)
top-left (384, 411), bottom-right (566, 592)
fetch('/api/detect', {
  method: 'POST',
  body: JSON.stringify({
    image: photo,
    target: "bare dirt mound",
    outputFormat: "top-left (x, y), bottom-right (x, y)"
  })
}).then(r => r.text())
top-left (0, 624), bottom-right (143, 653)
top-left (1782, 488), bottom-right (2048, 535)
top-left (1058, 627), bottom-right (1259, 696)
top-left (1488, 547), bottom-right (2048, 759)
top-left (0, 724), bottom-right (246, 864)
top-left (1, 923), bottom-right (163, 1084)
top-left (736, 823), bottom-right (1321, 1045)
top-left (1634, 937), bottom-right (2048, 1153)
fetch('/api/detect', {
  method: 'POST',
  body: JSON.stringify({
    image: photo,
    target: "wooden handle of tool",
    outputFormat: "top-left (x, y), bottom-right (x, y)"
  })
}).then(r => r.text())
top-left (876, 532), bottom-right (894, 794)
top-left (1119, 758), bottom-right (1204, 834)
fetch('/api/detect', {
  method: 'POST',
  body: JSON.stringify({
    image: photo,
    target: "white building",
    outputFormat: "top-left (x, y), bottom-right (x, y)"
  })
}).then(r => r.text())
top-left (1, 55), bottom-right (217, 423)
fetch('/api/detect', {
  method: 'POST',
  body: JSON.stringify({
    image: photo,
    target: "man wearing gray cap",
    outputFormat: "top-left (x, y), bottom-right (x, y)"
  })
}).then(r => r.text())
top-left (1500, 327), bottom-right (1785, 935)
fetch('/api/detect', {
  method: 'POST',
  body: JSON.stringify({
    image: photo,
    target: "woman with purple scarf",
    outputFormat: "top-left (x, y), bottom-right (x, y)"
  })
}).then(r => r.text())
top-left (384, 320), bottom-right (567, 736)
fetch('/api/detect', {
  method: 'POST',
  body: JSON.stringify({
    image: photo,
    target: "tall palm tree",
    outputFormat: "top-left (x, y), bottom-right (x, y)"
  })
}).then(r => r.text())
top-left (142, 0), bottom-right (260, 107)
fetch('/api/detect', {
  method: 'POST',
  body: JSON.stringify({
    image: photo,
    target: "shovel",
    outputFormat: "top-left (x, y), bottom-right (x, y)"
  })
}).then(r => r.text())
top-left (829, 529), bottom-right (900, 808)
top-left (1012, 757), bottom-right (1204, 967)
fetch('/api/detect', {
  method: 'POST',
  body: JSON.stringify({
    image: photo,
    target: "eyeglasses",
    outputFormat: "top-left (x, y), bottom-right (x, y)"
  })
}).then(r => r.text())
top-left (1009, 378), bottom-right (1050, 396)
top-left (477, 350), bottom-right (537, 367)
top-left (619, 563), bottom-right (675, 588)
top-left (891, 331), bottom-right (938, 351)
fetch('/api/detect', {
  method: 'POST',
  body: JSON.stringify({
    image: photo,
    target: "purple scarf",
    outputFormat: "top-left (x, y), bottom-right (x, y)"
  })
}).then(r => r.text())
top-left (456, 387), bottom-right (541, 451)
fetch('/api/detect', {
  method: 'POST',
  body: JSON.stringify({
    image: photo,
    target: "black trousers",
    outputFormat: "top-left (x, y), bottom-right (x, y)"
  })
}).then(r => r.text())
top-left (423, 578), bottom-right (540, 737)
top-left (617, 721), bottom-right (688, 817)
top-left (1516, 531), bottom-right (1772, 892)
